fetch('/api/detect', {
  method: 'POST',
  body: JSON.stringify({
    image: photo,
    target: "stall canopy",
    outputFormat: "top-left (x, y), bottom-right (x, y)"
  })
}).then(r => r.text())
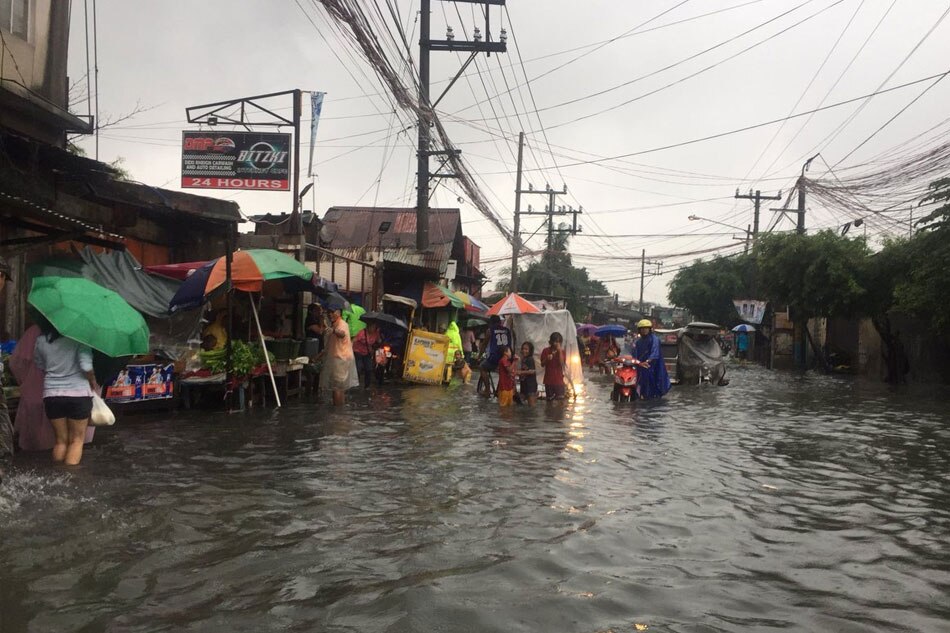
top-left (422, 282), bottom-right (464, 309)
top-left (28, 247), bottom-right (201, 361)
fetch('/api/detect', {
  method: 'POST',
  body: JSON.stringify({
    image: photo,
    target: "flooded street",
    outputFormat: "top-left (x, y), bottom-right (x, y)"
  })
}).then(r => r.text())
top-left (2, 365), bottom-right (950, 633)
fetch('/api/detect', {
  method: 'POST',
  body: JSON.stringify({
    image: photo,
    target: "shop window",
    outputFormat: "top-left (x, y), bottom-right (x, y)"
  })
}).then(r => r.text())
top-left (0, 0), bottom-right (30, 40)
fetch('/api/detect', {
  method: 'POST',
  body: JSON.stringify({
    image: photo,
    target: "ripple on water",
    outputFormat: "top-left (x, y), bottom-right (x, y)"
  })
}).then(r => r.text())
top-left (2, 365), bottom-right (950, 632)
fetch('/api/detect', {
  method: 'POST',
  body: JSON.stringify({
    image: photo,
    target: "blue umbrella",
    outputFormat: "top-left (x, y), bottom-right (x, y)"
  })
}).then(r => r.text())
top-left (732, 324), bottom-right (756, 333)
top-left (595, 324), bottom-right (627, 337)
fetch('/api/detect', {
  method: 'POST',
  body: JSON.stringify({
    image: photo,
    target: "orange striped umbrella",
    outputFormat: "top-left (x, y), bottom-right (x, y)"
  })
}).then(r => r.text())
top-left (486, 293), bottom-right (541, 316)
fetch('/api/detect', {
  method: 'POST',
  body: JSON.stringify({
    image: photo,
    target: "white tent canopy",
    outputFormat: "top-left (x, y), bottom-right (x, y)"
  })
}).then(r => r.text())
top-left (509, 310), bottom-right (585, 388)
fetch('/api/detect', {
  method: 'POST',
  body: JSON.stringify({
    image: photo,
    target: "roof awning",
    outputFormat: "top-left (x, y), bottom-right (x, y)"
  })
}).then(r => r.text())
top-left (422, 282), bottom-right (464, 309)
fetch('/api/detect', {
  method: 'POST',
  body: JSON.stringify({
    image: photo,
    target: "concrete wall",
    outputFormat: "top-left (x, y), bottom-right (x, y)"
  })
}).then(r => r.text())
top-left (0, 0), bottom-right (71, 145)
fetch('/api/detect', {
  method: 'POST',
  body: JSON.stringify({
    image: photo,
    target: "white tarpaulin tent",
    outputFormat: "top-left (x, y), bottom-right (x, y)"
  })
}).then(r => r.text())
top-left (509, 309), bottom-right (585, 388)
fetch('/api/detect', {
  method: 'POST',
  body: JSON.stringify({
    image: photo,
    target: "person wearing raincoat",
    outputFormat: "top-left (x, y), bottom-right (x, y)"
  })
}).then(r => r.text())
top-left (633, 319), bottom-right (671, 400)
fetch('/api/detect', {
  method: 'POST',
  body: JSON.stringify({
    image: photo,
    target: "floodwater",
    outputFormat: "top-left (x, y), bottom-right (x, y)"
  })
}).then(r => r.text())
top-left (2, 365), bottom-right (949, 633)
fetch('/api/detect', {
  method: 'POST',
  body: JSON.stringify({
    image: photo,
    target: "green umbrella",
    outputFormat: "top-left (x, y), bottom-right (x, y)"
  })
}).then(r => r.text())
top-left (28, 276), bottom-right (150, 357)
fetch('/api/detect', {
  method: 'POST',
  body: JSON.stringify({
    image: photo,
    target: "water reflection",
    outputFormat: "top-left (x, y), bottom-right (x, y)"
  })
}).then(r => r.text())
top-left (1, 366), bottom-right (949, 632)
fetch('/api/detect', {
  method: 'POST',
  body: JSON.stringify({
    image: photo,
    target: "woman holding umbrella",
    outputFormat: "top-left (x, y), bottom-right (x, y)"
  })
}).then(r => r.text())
top-left (28, 276), bottom-right (150, 466)
top-left (34, 316), bottom-right (99, 466)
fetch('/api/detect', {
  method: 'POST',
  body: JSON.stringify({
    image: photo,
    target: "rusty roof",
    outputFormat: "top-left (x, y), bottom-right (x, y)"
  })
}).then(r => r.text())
top-left (322, 207), bottom-right (461, 249)
top-left (321, 207), bottom-right (462, 274)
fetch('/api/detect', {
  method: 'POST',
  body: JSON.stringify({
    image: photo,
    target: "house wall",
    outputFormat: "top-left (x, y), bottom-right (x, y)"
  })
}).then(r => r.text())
top-left (0, 0), bottom-right (71, 146)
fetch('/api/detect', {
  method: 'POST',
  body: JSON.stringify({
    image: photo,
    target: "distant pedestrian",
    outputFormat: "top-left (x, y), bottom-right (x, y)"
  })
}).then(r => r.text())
top-left (34, 317), bottom-right (99, 466)
top-left (736, 331), bottom-right (750, 360)
top-left (496, 346), bottom-right (516, 407)
top-left (352, 321), bottom-right (381, 388)
top-left (320, 304), bottom-right (359, 405)
top-left (461, 325), bottom-right (477, 365)
top-left (516, 341), bottom-right (538, 406)
top-left (540, 332), bottom-right (567, 401)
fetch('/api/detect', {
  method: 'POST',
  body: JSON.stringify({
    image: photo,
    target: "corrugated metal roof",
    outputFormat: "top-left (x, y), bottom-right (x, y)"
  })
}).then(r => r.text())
top-left (322, 207), bottom-right (461, 248)
top-left (321, 207), bottom-right (461, 273)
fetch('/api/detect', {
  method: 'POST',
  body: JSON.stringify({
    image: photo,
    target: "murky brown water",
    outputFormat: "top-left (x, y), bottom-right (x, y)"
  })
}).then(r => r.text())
top-left (2, 365), bottom-right (949, 632)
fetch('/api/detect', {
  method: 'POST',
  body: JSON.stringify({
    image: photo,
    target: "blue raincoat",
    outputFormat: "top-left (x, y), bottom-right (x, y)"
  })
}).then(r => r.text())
top-left (634, 332), bottom-right (671, 399)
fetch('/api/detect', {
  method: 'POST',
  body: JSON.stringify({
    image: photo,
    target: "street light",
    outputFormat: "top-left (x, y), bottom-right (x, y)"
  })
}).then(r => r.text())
top-left (689, 214), bottom-right (752, 253)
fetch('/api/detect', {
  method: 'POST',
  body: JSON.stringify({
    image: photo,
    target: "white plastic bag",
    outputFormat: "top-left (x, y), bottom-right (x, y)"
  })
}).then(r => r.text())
top-left (90, 395), bottom-right (116, 427)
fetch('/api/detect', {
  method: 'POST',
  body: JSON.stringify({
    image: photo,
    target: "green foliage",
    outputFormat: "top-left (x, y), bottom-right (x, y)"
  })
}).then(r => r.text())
top-left (754, 231), bottom-right (871, 320)
top-left (916, 177), bottom-right (950, 231)
top-left (667, 254), bottom-right (755, 326)
top-left (889, 228), bottom-right (950, 331)
top-left (199, 341), bottom-right (274, 376)
top-left (497, 235), bottom-right (609, 321)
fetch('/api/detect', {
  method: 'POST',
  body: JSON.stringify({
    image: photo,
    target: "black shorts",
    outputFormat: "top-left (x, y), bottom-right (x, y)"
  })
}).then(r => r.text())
top-left (544, 384), bottom-right (566, 400)
top-left (44, 396), bottom-right (93, 420)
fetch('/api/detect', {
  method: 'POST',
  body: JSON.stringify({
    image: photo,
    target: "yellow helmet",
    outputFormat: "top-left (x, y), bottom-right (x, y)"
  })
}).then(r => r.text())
top-left (636, 319), bottom-right (653, 329)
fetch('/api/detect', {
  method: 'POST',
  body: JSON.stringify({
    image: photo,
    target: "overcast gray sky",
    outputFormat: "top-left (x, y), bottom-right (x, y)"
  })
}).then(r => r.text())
top-left (67, 0), bottom-right (950, 304)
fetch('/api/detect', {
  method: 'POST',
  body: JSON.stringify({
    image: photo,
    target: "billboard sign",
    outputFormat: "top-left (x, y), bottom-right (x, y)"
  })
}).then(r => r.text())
top-left (181, 131), bottom-right (291, 191)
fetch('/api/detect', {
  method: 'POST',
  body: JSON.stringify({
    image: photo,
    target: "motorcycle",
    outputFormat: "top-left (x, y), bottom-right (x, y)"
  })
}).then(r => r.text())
top-left (609, 355), bottom-right (641, 402)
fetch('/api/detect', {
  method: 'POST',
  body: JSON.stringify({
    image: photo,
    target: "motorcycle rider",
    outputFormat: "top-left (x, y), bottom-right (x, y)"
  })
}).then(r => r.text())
top-left (633, 318), bottom-right (671, 399)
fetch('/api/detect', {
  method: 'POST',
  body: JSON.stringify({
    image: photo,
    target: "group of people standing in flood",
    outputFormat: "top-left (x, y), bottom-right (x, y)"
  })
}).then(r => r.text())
top-left (475, 315), bottom-right (670, 407)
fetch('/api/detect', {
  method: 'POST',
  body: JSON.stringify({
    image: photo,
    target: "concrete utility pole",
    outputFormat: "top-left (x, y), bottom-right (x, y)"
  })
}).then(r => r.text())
top-left (517, 182), bottom-right (577, 296)
top-left (416, 0), bottom-right (507, 251)
top-left (734, 188), bottom-right (782, 240)
top-left (796, 178), bottom-right (806, 235)
top-left (509, 131), bottom-right (524, 292)
top-left (639, 249), bottom-right (646, 313)
top-left (638, 251), bottom-right (662, 313)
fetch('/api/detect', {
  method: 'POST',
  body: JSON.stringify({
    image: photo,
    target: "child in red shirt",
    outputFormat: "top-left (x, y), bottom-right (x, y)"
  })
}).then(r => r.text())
top-left (540, 332), bottom-right (566, 400)
top-left (496, 347), bottom-right (516, 406)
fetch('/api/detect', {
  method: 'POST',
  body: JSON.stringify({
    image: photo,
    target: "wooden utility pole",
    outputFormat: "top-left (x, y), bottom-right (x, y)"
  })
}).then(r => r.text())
top-left (734, 188), bottom-right (782, 241)
top-left (510, 131), bottom-right (524, 292)
top-left (416, 0), bottom-right (507, 251)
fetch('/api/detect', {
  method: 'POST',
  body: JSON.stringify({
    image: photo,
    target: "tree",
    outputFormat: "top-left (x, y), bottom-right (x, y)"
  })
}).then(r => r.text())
top-left (496, 231), bottom-right (608, 321)
top-left (667, 254), bottom-right (755, 326)
top-left (754, 231), bottom-right (871, 321)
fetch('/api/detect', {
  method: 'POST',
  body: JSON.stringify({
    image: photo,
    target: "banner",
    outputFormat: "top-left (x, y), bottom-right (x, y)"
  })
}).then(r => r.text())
top-left (733, 299), bottom-right (767, 325)
top-left (308, 91), bottom-right (325, 177)
top-left (403, 330), bottom-right (450, 385)
top-left (105, 364), bottom-right (174, 403)
top-left (181, 131), bottom-right (291, 191)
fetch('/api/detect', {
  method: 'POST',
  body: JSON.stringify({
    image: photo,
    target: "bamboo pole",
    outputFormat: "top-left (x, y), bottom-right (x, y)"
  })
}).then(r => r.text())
top-left (250, 294), bottom-right (281, 407)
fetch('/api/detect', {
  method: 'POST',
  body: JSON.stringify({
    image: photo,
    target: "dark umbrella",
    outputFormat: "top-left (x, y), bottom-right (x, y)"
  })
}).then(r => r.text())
top-left (360, 311), bottom-right (408, 330)
top-left (323, 292), bottom-right (350, 311)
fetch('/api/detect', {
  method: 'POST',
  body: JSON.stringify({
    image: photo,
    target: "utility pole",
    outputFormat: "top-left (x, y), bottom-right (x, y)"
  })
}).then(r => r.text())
top-left (509, 131), bottom-right (524, 293)
top-left (638, 251), bottom-right (662, 314)
top-left (417, 0), bottom-right (507, 251)
top-left (734, 188), bottom-right (782, 241)
top-left (517, 183), bottom-right (576, 296)
top-left (796, 178), bottom-right (806, 235)
top-left (639, 249), bottom-right (646, 313)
